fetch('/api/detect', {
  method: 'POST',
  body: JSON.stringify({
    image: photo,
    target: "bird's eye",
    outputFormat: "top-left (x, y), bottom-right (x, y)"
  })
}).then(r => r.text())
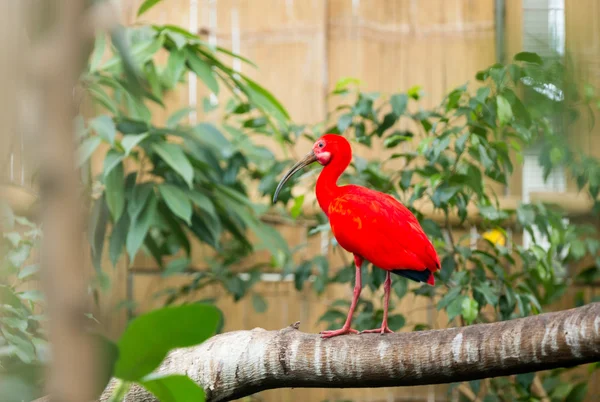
top-left (318, 142), bottom-right (324, 148)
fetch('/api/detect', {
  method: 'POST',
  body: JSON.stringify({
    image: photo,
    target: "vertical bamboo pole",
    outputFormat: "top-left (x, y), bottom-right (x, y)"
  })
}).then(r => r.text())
top-left (30, 1), bottom-right (97, 400)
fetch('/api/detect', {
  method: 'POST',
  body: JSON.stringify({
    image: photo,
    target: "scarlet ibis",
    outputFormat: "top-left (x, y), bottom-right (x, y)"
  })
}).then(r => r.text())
top-left (273, 134), bottom-right (440, 338)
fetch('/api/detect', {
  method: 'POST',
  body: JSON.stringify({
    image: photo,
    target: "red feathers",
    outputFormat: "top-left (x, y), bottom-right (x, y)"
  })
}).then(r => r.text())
top-left (314, 135), bottom-right (440, 285)
top-left (273, 134), bottom-right (442, 337)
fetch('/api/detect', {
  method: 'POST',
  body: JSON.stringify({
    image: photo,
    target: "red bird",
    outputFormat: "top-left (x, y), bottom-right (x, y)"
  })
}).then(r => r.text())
top-left (273, 134), bottom-right (440, 338)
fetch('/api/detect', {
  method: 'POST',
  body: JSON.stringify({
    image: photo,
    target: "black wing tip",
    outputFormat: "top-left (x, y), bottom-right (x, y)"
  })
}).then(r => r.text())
top-left (391, 268), bottom-right (435, 285)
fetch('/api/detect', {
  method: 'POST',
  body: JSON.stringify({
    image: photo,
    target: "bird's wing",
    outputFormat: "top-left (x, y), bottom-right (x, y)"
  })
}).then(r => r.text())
top-left (328, 186), bottom-right (439, 272)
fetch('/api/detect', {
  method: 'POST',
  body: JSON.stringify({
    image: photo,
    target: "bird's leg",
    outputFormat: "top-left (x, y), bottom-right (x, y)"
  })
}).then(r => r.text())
top-left (320, 255), bottom-right (362, 338)
top-left (361, 271), bottom-right (393, 335)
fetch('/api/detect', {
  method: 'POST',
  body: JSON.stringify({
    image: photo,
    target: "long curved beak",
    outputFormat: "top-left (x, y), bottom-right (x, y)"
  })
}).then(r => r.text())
top-left (273, 151), bottom-right (318, 203)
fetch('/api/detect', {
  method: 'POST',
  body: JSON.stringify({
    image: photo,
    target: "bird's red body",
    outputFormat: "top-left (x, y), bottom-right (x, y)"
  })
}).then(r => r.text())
top-left (273, 134), bottom-right (441, 337)
top-left (327, 186), bottom-right (438, 283)
top-left (314, 135), bottom-right (440, 284)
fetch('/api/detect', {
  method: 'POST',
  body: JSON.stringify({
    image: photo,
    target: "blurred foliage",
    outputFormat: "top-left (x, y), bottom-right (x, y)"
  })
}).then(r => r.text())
top-left (79, 1), bottom-right (297, 304)
top-left (272, 51), bottom-right (600, 401)
top-left (0, 204), bottom-right (46, 400)
top-left (98, 303), bottom-right (220, 401)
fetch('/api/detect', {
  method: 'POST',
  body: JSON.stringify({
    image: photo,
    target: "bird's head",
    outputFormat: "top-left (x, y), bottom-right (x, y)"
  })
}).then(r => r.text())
top-left (273, 134), bottom-right (351, 203)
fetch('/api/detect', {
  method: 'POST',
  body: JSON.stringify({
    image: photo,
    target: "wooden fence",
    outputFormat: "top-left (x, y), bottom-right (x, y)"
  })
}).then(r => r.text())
top-left (89, 1), bottom-right (600, 401)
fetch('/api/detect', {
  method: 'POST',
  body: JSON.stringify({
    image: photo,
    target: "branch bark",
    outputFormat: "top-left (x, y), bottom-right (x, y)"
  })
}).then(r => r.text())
top-left (102, 303), bottom-right (600, 402)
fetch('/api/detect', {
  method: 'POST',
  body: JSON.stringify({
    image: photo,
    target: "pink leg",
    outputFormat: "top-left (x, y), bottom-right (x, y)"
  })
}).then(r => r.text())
top-left (361, 271), bottom-right (393, 335)
top-left (320, 255), bottom-right (363, 338)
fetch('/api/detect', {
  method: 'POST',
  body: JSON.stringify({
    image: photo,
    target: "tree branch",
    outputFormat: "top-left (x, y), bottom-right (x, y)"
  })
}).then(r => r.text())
top-left (102, 303), bottom-right (600, 402)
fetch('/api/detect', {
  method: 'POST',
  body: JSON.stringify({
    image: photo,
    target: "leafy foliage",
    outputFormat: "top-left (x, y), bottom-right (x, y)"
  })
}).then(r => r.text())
top-left (80, 4), bottom-right (294, 300)
top-left (100, 303), bottom-right (220, 401)
top-left (274, 52), bottom-right (600, 399)
top-left (0, 204), bottom-right (46, 399)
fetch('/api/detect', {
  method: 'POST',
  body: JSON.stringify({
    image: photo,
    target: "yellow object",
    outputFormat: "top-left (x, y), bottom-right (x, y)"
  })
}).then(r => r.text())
top-left (483, 228), bottom-right (506, 246)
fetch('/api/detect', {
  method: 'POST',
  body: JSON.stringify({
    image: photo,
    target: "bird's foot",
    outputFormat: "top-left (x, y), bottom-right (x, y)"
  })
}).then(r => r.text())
top-left (320, 326), bottom-right (359, 339)
top-left (360, 326), bottom-right (393, 335)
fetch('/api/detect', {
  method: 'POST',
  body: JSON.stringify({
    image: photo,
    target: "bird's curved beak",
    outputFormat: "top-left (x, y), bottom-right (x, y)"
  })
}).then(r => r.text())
top-left (273, 151), bottom-right (318, 203)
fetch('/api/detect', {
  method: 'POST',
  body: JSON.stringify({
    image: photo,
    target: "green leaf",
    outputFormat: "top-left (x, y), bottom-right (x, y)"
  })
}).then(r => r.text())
top-left (469, 380), bottom-right (481, 396)
top-left (89, 32), bottom-right (106, 72)
top-left (103, 149), bottom-right (124, 178)
top-left (241, 74), bottom-right (290, 126)
top-left (126, 193), bottom-right (158, 261)
top-left (516, 372), bottom-right (535, 392)
top-left (114, 304), bottom-right (220, 381)
top-left (461, 298), bottom-right (479, 324)
top-left (77, 137), bottom-right (101, 167)
top-left (438, 286), bottom-right (461, 310)
top-left (92, 334), bottom-right (120, 398)
top-left (0, 285), bottom-right (26, 310)
top-left (446, 296), bottom-right (467, 322)
top-left (407, 85), bottom-right (422, 100)
top-left (18, 264), bottom-right (39, 281)
top-left (290, 195), bottom-right (304, 218)
top-left (162, 257), bottom-right (191, 276)
top-left (219, 193), bottom-right (288, 257)
top-left (4, 232), bottom-right (21, 247)
top-left (158, 184), bottom-right (193, 225)
top-left (7, 243), bottom-right (31, 269)
top-left (387, 314), bottom-right (406, 331)
top-left (18, 290), bottom-right (44, 303)
top-left (384, 131), bottom-right (413, 148)
top-left (161, 49), bottom-right (186, 89)
top-left (186, 190), bottom-right (216, 217)
top-left (152, 143), bottom-right (194, 188)
top-left (137, 0), bottom-right (163, 17)
top-left (399, 170), bottom-right (413, 191)
top-left (333, 77), bottom-right (362, 93)
top-left (215, 46), bottom-right (258, 68)
top-left (514, 51), bottom-right (543, 65)
top-left (101, 34), bottom-right (163, 76)
top-left (117, 118), bottom-right (148, 134)
top-left (251, 293), bottom-right (267, 313)
top-left (105, 162), bottom-right (125, 222)
top-left (89, 196), bottom-right (109, 272)
top-left (128, 183), bottom-right (153, 222)
top-left (167, 107), bottom-right (195, 128)
top-left (318, 309), bottom-right (347, 325)
top-left (474, 282), bottom-right (499, 306)
top-left (337, 113), bottom-right (353, 132)
top-left (193, 123), bottom-right (232, 156)
top-left (142, 374), bottom-right (205, 402)
top-left (431, 184), bottom-right (460, 207)
top-left (186, 50), bottom-right (219, 95)
top-left (109, 211), bottom-right (129, 266)
top-left (294, 261), bottom-right (312, 291)
top-left (1, 327), bottom-right (35, 363)
top-left (89, 85), bottom-right (118, 115)
top-left (496, 95), bottom-right (513, 126)
top-left (312, 256), bottom-right (329, 294)
top-left (167, 31), bottom-right (188, 50)
top-left (393, 277), bottom-right (408, 299)
top-left (390, 94), bottom-right (408, 116)
top-left (439, 255), bottom-right (455, 283)
top-left (122, 133), bottom-right (149, 156)
top-left (565, 382), bottom-right (588, 402)
top-left (90, 115), bottom-right (117, 146)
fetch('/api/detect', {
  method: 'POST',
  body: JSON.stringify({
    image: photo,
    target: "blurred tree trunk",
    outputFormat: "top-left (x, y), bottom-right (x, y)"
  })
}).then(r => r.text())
top-left (22, 0), bottom-right (97, 400)
top-left (102, 303), bottom-right (600, 402)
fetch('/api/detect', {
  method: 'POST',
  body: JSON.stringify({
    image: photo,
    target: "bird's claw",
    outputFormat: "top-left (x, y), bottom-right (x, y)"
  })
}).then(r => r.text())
top-left (360, 326), bottom-right (394, 335)
top-left (320, 327), bottom-right (359, 338)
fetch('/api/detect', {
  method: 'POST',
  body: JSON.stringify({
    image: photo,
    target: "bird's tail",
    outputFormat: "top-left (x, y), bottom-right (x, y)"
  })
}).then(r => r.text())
top-left (391, 268), bottom-right (435, 286)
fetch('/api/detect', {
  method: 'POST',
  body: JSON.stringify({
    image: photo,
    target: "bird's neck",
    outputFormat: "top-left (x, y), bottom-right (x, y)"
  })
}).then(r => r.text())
top-left (316, 153), bottom-right (351, 215)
